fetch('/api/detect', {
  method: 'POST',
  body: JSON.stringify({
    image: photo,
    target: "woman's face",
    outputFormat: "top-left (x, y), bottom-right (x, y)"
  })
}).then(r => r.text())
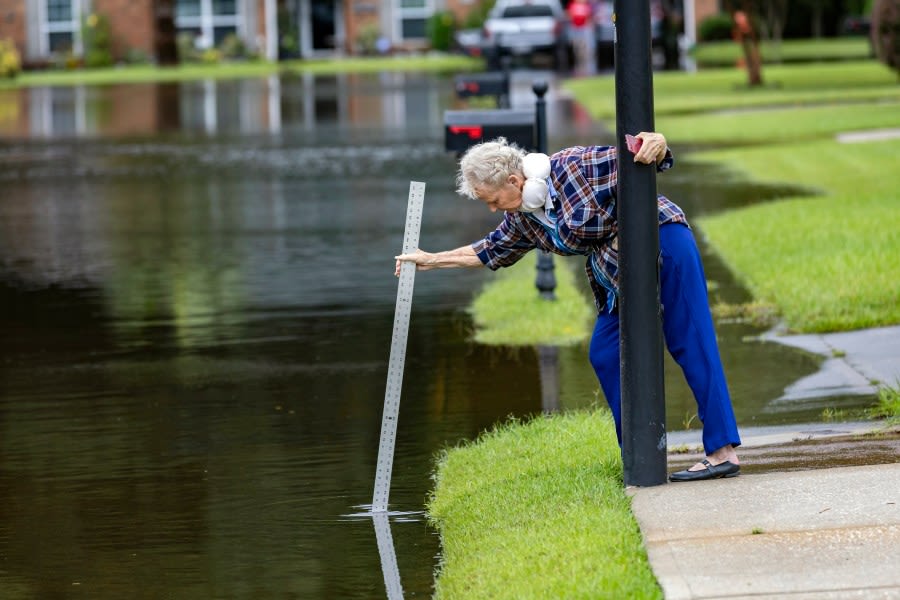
top-left (475, 173), bottom-right (524, 213)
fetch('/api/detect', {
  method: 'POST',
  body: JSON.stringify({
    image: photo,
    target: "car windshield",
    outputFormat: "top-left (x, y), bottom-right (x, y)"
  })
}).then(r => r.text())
top-left (501, 5), bottom-right (554, 18)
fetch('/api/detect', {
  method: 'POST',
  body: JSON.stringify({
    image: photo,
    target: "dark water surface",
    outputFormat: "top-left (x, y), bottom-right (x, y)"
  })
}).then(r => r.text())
top-left (0, 72), bottom-right (872, 598)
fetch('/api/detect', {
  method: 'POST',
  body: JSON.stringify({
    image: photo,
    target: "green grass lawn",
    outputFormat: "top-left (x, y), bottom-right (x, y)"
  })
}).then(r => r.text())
top-left (694, 137), bottom-right (900, 333)
top-left (468, 253), bottom-right (594, 346)
top-left (565, 61), bottom-right (899, 118)
top-left (565, 59), bottom-right (900, 333)
top-left (690, 37), bottom-right (874, 67)
top-left (657, 102), bottom-right (900, 144)
top-left (0, 54), bottom-right (482, 89)
top-left (428, 409), bottom-right (661, 600)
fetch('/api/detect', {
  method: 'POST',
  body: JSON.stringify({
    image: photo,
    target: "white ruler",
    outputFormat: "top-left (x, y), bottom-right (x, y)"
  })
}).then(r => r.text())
top-left (372, 181), bottom-right (426, 513)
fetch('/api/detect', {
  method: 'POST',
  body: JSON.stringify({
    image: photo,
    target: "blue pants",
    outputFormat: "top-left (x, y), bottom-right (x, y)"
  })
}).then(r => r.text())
top-left (589, 223), bottom-right (741, 455)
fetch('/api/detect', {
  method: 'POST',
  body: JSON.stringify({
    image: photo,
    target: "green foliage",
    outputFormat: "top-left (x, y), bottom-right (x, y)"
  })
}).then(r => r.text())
top-left (867, 385), bottom-right (900, 420)
top-left (427, 10), bottom-right (457, 52)
top-left (176, 32), bottom-right (200, 63)
top-left (218, 34), bottom-right (248, 60)
top-left (355, 22), bottom-right (382, 55)
top-left (82, 13), bottom-right (114, 68)
top-left (463, 0), bottom-right (496, 29)
top-left (699, 13), bottom-right (735, 42)
top-left (871, 0), bottom-right (900, 75)
top-left (428, 410), bottom-right (662, 599)
top-left (123, 48), bottom-right (151, 65)
top-left (201, 48), bottom-right (222, 64)
top-left (0, 38), bottom-right (21, 79)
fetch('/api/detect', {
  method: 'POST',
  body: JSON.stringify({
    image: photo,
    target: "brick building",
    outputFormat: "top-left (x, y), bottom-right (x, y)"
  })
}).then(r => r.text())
top-left (0, 1), bottom-right (721, 65)
top-left (0, 0), bottom-right (482, 65)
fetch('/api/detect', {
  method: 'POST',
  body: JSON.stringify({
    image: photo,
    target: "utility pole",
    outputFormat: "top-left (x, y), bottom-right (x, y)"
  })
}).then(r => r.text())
top-left (614, 0), bottom-right (667, 487)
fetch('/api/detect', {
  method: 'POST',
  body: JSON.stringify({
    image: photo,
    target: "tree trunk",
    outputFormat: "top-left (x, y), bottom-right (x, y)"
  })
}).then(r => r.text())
top-left (811, 2), bottom-right (824, 39)
top-left (734, 9), bottom-right (764, 86)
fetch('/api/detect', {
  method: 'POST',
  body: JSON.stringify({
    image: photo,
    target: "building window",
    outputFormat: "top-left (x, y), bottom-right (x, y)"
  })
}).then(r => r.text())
top-left (39, 0), bottom-right (84, 55)
top-left (175, 0), bottom-right (241, 49)
top-left (397, 0), bottom-right (433, 41)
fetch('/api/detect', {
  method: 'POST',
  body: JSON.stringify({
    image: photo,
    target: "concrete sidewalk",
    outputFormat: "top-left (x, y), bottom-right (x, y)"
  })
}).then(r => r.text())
top-left (630, 463), bottom-right (900, 599)
top-left (628, 323), bottom-right (900, 598)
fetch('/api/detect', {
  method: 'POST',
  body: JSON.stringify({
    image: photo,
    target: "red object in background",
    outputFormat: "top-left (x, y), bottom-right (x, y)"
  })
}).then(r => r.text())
top-left (625, 134), bottom-right (643, 154)
top-left (449, 125), bottom-right (484, 139)
top-left (567, 1), bottom-right (592, 27)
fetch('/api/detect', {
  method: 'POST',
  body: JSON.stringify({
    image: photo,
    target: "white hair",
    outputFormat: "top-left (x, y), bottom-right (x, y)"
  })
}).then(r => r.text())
top-left (455, 137), bottom-right (527, 200)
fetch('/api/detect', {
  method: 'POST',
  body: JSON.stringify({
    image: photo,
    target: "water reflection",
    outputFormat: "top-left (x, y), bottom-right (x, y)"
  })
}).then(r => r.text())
top-left (0, 71), bottom-right (873, 598)
top-left (537, 345), bottom-right (561, 413)
top-left (373, 513), bottom-right (405, 600)
top-left (0, 71), bottom-right (600, 143)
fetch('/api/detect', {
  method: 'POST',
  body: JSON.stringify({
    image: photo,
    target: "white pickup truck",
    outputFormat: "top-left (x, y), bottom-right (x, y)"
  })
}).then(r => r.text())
top-left (482, 0), bottom-right (569, 69)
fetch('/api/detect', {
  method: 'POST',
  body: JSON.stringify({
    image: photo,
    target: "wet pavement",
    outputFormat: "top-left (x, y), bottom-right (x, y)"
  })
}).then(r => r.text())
top-left (667, 420), bottom-right (900, 475)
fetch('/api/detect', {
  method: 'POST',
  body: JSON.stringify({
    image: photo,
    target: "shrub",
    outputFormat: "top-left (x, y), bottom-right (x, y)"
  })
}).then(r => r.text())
top-left (427, 10), bottom-right (456, 52)
top-left (356, 22), bottom-right (381, 55)
top-left (176, 32), bottom-right (201, 62)
top-left (699, 13), bottom-right (734, 41)
top-left (123, 47), bottom-right (151, 65)
top-left (871, 0), bottom-right (900, 76)
top-left (0, 38), bottom-right (21, 79)
top-left (463, 0), bottom-right (495, 29)
top-left (82, 12), bottom-right (114, 68)
top-left (218, 33), bottom-right (247, 60)
top-left (201, 48), bottom-right (222, 64)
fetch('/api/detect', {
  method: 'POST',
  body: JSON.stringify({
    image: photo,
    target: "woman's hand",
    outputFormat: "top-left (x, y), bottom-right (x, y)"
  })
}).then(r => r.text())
top-left (395, 249), bottom-right (435, 276)
top-left (394, 245), bottom-right (482, 276)
top-left (633, 132), bottom-right (668, 165)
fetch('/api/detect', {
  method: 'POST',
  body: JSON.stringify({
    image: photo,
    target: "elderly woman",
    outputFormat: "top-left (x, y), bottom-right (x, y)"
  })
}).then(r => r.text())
top-left (395, 134), bottom-right (741, 482)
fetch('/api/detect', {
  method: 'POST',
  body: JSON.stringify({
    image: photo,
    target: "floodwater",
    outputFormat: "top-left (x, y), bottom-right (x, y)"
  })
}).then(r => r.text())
top-left (0, 72), bottom-right (876, 598)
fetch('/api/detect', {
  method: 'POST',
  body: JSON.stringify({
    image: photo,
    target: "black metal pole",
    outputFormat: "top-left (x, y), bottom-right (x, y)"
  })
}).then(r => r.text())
top-left (614, 0), bottom-right (667, 486)
top-left (533, 81), bottom-right (556, 301)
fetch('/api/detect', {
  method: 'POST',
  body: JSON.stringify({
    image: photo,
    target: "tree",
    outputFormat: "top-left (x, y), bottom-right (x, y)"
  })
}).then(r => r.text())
top-left (733, 8), bottom-right (764, 85)
top-left (871, 0), bottom-right (900, 78)
top-left (759, 0), bottom-right (789, 44)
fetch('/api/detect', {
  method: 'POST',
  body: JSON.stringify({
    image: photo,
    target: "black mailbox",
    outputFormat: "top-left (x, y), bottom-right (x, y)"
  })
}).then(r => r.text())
top-left (454, 72), bottom-right (510, 107)
top-left (444, 109), bottom-right (536, 155)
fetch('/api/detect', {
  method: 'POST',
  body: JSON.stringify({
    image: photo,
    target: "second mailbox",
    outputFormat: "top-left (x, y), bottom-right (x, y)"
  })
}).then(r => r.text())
top-left (453, 72), bottom-right (510, 107)
top-left (444, 109), bottom-right (536, 155)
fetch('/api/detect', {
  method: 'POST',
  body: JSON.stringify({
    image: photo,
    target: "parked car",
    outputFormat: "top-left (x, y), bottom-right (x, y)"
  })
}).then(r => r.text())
top-left (482, 0), bottom-right (570, 69)
top-left (594, 0), bottom-right (665, 68)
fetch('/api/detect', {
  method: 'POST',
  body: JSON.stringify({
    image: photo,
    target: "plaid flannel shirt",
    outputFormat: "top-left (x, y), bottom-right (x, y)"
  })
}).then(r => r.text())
top-left (472, 145), bottom-right (687, 313)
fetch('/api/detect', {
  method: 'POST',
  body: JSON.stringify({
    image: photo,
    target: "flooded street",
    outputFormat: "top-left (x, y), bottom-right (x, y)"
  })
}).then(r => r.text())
top-left (0, 72), bottom-right (876, 598)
